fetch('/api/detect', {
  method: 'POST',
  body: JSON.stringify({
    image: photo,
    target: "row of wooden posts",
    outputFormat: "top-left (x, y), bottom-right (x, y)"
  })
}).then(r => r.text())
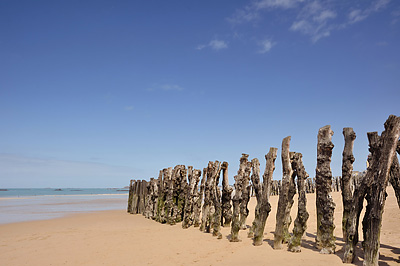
top-left (127, 115), bottom-right (400, 266)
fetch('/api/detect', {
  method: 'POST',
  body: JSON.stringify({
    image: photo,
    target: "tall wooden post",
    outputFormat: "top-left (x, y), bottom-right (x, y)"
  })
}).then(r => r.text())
top-left (341, 128), bottom-right (356, 241)
top-left (315, 125), bottom-right (336, 254)
top-left (288, 153), bottom-right (309, 252)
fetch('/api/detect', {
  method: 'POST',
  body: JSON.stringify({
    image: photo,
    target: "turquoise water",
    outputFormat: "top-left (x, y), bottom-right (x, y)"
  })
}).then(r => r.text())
top-left (0, 188), bottom-right (129, 224)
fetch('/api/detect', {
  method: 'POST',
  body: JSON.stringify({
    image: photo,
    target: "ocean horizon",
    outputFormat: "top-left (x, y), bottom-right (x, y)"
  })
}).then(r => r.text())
top-left (0, 188), bottom-right (129, 224)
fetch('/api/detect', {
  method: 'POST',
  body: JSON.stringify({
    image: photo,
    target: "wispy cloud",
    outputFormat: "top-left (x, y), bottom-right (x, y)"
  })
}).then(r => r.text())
top-left (197, 39), bottom-right (228, 51)
top-left (228, 0), bottom-right (391, 43)
top-left (124, 105), bottom-right (134, 111)
top-left (258, 39), bottom-right (276, 53)
top-left (347, 0), bottom-right (390, 24)
top-left (228, 0), bottom-right (304, 24)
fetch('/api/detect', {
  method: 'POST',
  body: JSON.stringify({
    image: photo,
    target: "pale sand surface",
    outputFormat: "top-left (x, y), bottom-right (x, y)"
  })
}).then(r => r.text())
top-left (1, 187), bottom-right (399, 266)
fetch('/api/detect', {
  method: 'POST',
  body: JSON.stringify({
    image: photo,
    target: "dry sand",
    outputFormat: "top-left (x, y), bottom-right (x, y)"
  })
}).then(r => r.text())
top-left (1, 187), bottom-right (399, 266)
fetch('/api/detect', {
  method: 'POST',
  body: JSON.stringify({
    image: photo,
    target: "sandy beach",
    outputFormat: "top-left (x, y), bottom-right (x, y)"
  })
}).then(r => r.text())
top-left (1, 187), bottom-right (399, 266)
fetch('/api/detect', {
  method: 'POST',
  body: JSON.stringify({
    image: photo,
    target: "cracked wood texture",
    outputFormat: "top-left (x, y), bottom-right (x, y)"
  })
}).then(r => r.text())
top-left (288, 152), bottom-right (310, 252)
top-left (193, 168), bottom-right (206, 227)
top-left (248, 158), bottom-right (261, 239)
top-left (211, 161), bottom-right (223, 238)
top-left (252, 147), bottom-right (278, 246)
top-left (315, 125), bottom-right (336, 254)
top-left (341, 128), bottom-right (356, 241)
top-left (230, 154), bottom-right (249, 242)
top-left (362, 115), bottom-right (400, 266)
top-left (221, 162), bottom-right (232, 227)
top-left (274, 136), bottom-right (295, 249)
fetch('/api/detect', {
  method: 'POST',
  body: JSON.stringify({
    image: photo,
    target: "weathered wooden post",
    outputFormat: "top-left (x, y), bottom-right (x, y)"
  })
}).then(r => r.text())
top-left (251, 148), bottom-right (278, 246)
top-left (193, 168), bottom-right (206, 227)
top-left (230, 154), bottom-right (249, 242)
top-left (172, 165), bottom-right (187, 223)
top-left (274, 136), bottom-right (296, 249)
top-left (183, 166), bottom-right (198, 228)
top-left (341, 128), bottom-right (356, 241)
top-left (156, 170), bottom-right (166, 223)
top-left (200, 162), bottom-right (215, 232)
top-left (151, 178), bottom-right (159, 219)
top-left (127, 179), bottom-right (134, 213)
top-left (221, 162), bottom-right (233, 227)
top-left (164, 167), bottom-right (175, 224)
top-left (288, 153), bottom-right (309, 252)
top-left (390, 155), bottom-right (400, 208)
top-left (211, 161), bottom-right (223, 238)
top-left (144, 179), bottom-right (153, 218)
top-left (131, 180), bottom-right (140, 214)
top-left (315, 125), bottom-right (336, 254)
top-left (248, 158), bottom-right (262, 238)
top-left (362, 115), bottom-right (400, 266)
top-left (239, 155), bottom-right (251, 230)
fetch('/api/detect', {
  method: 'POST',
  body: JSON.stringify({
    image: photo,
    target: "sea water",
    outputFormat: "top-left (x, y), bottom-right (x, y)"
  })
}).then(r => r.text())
top-left (0, 188), bottom-right (129, 224)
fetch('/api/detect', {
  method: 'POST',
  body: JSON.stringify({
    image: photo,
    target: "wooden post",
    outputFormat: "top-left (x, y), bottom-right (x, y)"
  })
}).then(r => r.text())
top-left (239, 155), bottom-right (251, 230)
top-left (230, 154), bottom-right (249, 242)
top-left (252, 148), bottom-right (278, 246)
top-left (221, 162), bottom-right (233, 227)
top-left (315, 125), bottom-right (336, 254)
top-left (288, 153), bottom-right (310, 252)
top-left (211, 161), bottom-right (223, 238)
top-left (127, 179), bottom-right (134, 213)
top-left (194, 168), bottom-right (207, 227)
top-left (151, 178), bottom-right (159, 219)
top-left (362, 115), bottom-right (400, 266)
top-left (274, 136), bottom-right (296, 249)
top-left (156, 170), bottom-right (166, 223)
top-left (389, 155), bottom-right (400, 208)
top-left (341, 128), bottom-right (356, 241)
top-left (164, 167), bottom-right (175, 224)
top-left (200, 162), bottom-right (215, 232)
top-left (248, 158), bottom-right (262, 238)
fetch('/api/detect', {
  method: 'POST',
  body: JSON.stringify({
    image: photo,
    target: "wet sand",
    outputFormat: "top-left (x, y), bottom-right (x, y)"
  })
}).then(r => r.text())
top-left (0, 187), bottom-right (399, 265)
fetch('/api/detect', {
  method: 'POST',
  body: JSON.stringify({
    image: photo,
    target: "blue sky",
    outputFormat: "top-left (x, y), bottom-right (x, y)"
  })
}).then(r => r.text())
top-left (1, 0), bottom-right (399, 188)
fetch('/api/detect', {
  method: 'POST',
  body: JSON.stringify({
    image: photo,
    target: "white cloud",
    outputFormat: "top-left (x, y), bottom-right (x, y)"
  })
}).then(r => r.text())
top-left (314, 10), bottom-right (336, 23)
top-left (348, 0), bottom-right (391, 24)
top-left (209, 40), bottom-right (228, 50)
top-left (228, 0), bottom-right (391, 43)
top-left (196, 39), bottom-right (228, 51)
top-left (255, 0), bottom-right (305, 10)
top-left (258, 39), bottom-right (276, 53)
top-left (228, 0), bottom-right (303, 24)
top-left (124, 106), bottom-right (134, 111)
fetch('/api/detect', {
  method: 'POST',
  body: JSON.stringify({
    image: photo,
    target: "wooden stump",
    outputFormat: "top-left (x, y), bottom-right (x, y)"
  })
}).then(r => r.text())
top-left (127, 179), bottom-right (134, 213)
top-left (288, 153), bottom-right (310, 252)
top-left (194, 168), bottom-right (207, 228)
top-left (211, 161), bottom-right (223, 238)
top-left (248, 158), bottom-right (262, 238)
top-left (341, 128), bottom-right (356, 241)
top-left (315, 125), bottom-right (336, 254)
top-left (230, 154), bottom-right (249, 242)
top-left (362, 115), bottom-right (400, 266)
top-left (252, 148), bottom-right (278, 246)
top-left (200, 162), bottom-right (215, 232)
top-left (274, 136), bottom-right (295, 249)
top-left (221, 162), bottom-right (233, 227)
top-left (389, 155), bottom-right (400, 208)
top-left (239, 156), bottom-right (252, 230)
